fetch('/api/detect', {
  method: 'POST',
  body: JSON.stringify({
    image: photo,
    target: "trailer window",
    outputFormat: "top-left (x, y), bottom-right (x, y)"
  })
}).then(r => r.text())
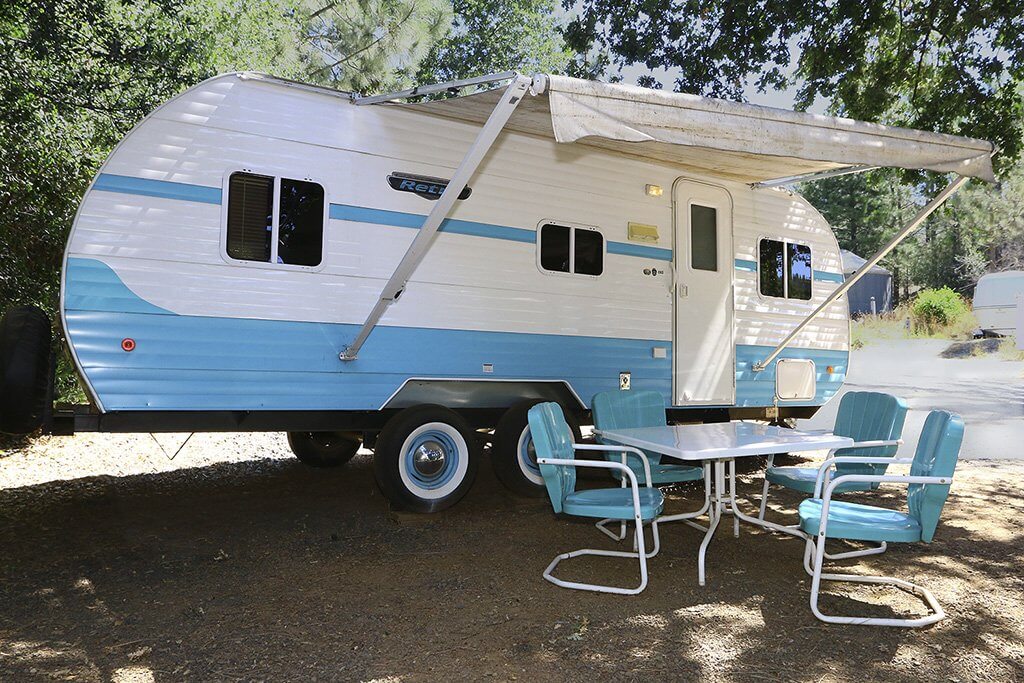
top-left (787, 242), bottom-right (812, 300)
top-left (226, 172), bottom-right (273, 262)
top-left (574, 228), bottom-right (603, 276)
top-left (539, 223), bottom-right (604, 277)
top-left (690, 204), bottom-right (718, 271)
top-left (759, 238), bottom-right (812, 300)
top-left (278, 179), bottom-right (324, 266)
top-left (540, 224), bottom-right (571, 273)
top-left (226, 173), bottom-right (325, 267)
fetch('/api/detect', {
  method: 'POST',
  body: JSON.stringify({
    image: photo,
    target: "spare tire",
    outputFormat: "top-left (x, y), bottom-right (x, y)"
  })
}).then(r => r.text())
top-left (0, 305), bottom-right (52, 434)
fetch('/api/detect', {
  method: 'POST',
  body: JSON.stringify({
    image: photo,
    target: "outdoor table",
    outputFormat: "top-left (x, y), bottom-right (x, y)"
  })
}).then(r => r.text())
top-left (594, 422), bottom-right (854, 585)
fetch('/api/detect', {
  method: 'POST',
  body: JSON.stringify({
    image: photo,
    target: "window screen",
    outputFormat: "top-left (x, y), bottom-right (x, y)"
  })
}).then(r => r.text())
top-left (227, 172), bottom-right (273, 262)
top-left (787, 242), bottom-right (812, 300)
top-left (574, 228), bottom-right (604, 276)
top-left (278, 178), bottom-right (324, 266)
top-left (540, 223), bottom-right (571, 273)
top-left (759, 239), bottom-right (785, 298)
top-left (690, 204), bottom-right (718, 271)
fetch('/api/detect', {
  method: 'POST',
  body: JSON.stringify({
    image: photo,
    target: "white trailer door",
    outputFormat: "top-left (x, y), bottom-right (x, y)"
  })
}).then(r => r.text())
top-left (672, 179), bottom-right (735, 406)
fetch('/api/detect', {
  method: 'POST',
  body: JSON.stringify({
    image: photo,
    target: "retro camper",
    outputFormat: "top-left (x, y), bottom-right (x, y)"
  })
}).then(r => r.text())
top-left (973, 270), bottom-right (1024, 337)
top-left (0, 72), bottom-right (995, 511)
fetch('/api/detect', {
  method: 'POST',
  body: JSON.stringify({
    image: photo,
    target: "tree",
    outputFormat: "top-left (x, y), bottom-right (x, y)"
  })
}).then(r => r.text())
top-left (303, 0), bottom-right (452, 93)
top-left (564, 1), bottom-right (1024, 171)
top-left (416, 0), bottom-right (571, 84)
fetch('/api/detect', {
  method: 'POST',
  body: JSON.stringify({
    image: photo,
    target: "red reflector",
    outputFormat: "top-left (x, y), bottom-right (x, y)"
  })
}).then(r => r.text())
top-left (121, 338), bottom-right (136, 352)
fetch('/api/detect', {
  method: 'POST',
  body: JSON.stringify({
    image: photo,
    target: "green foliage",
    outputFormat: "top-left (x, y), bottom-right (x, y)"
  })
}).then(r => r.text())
top-left (564, 0), bottom-right (1024, 172)
top-left (303, 0), bottom-right (452, 93)
top-left (416, 0), bottom-right (571, 83)
top-left (911, 287), bottom-right (970, 330)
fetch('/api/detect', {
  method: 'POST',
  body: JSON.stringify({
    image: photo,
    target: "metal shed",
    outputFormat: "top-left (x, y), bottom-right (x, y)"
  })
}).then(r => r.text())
top-left (841, 249), bottom-right (893, 316)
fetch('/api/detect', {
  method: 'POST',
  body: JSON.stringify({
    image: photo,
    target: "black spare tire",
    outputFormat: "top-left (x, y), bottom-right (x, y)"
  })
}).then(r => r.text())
top-left (287, 431), bottom-right (362, 467)
top-left (0, 305), bottom-right (52, 435)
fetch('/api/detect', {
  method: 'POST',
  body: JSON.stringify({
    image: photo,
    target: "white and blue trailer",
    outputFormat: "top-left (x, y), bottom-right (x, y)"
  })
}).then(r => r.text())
top-left (0, 72), bottom-right (995, 511)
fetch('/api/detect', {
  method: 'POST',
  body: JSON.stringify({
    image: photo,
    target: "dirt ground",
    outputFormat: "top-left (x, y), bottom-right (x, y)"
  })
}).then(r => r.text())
top-left (1, 434), bottom-right (1023, 682)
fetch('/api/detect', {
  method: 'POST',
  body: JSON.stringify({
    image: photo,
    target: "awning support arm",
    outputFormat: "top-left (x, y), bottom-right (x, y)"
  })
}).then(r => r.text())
top-left (340, 73), bottom-right (534, 361)
top-left (752, 174), bottom-right (970, 372)
top-left (352, 71), bottom-right (518, 105)
top-left (752, 165), bottom-right (879, 189)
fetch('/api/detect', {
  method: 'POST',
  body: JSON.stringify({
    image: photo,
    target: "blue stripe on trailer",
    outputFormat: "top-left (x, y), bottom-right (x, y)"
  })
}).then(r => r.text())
top-left (329, 203), bottom-right (538, 244)
top-left (734, 259), bottom-right (757, 272)
top-left (814, 270), bottom-right (845, 283)
top-left (92, 173), bottom-right (223, 205)
top-left (606, 241), bottom-right (673, 261)
top-left (332, 203), bottom-right (673, 261)
top-left (85, 173), bottom-right (673, 262)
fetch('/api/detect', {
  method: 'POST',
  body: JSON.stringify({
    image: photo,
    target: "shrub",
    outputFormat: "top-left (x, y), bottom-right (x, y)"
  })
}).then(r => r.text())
top-left (911, 287), bottom-right (970, 331)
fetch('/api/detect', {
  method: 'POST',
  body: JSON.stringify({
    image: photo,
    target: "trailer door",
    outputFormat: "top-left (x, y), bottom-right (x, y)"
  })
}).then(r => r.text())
top-left (671, 179), bottom-right (735, 406)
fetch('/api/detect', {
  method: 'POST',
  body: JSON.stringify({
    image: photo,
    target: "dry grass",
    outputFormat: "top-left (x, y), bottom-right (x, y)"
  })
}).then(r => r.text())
top-left (852, 305), bottom-right (980, 348)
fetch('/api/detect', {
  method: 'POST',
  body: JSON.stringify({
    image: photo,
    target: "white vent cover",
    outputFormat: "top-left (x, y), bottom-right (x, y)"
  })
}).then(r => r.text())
top-left (776, 359), bottom-right (817, 401)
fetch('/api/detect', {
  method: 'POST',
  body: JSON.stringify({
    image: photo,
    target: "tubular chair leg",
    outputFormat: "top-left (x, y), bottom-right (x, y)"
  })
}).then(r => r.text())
top-left (595, 518), bottom-right (628, 541)
top-left (544, 515), bottom-right (653, 595)
top-left (802, 537), bottom-right (944, 627)
top-left (758, 479), bottom-right (771, 520)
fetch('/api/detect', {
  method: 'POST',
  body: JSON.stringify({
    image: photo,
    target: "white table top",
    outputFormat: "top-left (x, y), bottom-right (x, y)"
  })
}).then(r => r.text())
top-left (594, 422), bottom-right (854, 461)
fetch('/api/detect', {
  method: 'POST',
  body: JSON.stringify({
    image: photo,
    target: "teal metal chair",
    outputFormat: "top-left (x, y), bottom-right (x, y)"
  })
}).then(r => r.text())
top-left (528, 402), bottom-right (664, 595)
top-left (591, 390), bottom-right (710, 541)
top-left (797, 410), bottom-right (964, 627)
top-left (759, 391), bottom-right (907, 558)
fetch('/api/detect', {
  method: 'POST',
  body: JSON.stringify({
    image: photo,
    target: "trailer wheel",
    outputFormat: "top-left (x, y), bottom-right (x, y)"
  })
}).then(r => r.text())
top-left (373, 404), bottom-right (479, 513)
top-left (287, 431), bottom-right (362, 468)
top-left (0, 305), bottom-right (52, 435)
top-left (491, 400), bottom-right (582, 497)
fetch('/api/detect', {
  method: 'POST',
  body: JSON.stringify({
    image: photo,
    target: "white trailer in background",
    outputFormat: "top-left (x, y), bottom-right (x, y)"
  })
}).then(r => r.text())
top-left (973, 270), bottom-right (1024, 337)
top-left (0, 71), bottom-right (996, 512)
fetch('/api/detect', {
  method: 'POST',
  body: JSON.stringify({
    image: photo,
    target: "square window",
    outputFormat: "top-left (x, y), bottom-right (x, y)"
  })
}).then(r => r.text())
top-left (225, 172), bottom-right (325, 268)
top-left (539, 223), bottom-right (604, 277)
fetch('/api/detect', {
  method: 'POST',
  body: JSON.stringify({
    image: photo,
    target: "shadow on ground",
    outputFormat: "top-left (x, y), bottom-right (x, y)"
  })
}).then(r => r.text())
top-left (1, 452), bottom-right (1022, 681)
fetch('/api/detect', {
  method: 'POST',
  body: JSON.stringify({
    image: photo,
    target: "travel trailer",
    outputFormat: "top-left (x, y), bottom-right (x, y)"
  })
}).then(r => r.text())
top-left (0, 72), bottom-right (995, 511)
top-left (973, 270), bottom-right (1024, 337)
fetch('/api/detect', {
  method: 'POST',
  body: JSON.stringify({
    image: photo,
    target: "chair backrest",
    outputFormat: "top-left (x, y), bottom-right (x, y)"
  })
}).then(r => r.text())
top-left (833, 391), bottom-right (909, 475)
top-left (527, 402), bottom-right (578, 514)
top-left (591, 390), bottom-right (667, 431)
top-left (907, 410), bottom-right (964, 542)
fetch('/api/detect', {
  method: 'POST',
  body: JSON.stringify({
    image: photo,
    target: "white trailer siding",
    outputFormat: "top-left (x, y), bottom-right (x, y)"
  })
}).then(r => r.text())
top-left (62, 74), bottom-right (848, 413)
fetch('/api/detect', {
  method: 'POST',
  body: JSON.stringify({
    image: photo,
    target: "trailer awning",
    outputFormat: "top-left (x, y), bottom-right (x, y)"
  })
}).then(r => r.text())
top-left (393, 74), bottom-right (996, 183)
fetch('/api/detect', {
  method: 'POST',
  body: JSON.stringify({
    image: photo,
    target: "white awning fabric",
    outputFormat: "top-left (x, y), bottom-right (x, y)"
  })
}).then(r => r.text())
top-left (393, 74), bottom-right (996, 184)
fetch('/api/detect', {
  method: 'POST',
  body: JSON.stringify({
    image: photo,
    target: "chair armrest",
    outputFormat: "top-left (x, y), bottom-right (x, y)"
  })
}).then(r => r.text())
top-left (843, 438), bottom-right (903, 450)
top-left (813, 456), bottom-right (915, 497)
top-left (536, 457), bottom-right (647, 520)
top-left (574, 443), bottom-right (654, 488)
top-left (814, 473), bottom-right (954, 536)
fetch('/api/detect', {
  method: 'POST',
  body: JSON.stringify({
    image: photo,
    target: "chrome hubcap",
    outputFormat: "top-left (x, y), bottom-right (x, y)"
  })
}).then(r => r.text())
top-left (413, 440), bottom-right (447, 478)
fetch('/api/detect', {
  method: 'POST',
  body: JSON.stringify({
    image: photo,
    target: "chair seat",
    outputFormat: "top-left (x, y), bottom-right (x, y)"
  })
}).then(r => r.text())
top-left (798, 498), bottom-right (923, 543)
top-left (563, 487), bottom-right (665, 521)
top-left (766, 466), bottom-right (874, 494)
top-left (614, 460), bottom-right (705, 485)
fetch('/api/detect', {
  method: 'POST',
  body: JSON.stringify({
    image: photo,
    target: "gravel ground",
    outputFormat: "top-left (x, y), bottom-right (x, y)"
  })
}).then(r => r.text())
top-left (1, 432), bottom-right (1023, 682)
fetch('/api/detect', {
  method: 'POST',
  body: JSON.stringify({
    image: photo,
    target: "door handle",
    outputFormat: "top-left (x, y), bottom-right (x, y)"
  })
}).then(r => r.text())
top-left (677, 284), bottom-right (688, 298)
